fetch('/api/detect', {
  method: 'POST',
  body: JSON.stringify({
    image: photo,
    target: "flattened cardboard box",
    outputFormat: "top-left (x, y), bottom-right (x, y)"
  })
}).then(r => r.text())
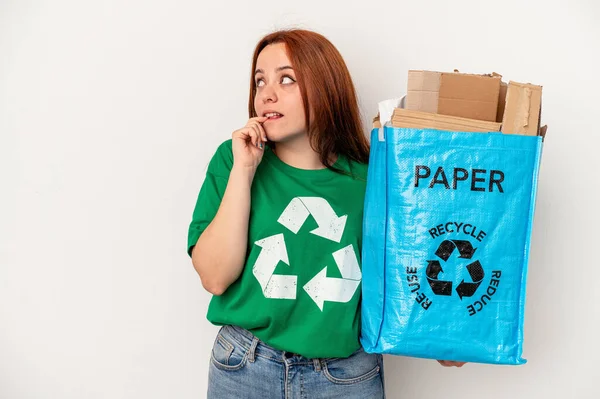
top-left (438, 72), bottom-right (501, 122)
top-left (407, 70), bottom-right (502, 122)
top-left (501, 81), bottom-right (542, 136)
top-left (406, 71), bottom-right (441, 114)
top-left (497, 81), bottom-right (508, 123)
top-left (392, 108), bottom-right (501, 133)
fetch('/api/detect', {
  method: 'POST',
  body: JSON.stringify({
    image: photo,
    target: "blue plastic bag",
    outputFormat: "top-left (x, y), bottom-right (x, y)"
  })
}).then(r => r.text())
top-left (361, 126), bottom-right (543, 365)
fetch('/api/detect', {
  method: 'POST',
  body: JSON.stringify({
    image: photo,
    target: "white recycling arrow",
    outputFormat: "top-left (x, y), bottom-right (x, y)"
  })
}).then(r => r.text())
top-left (303, 244), bottom-right (362, 311)
top-left (277, 197), bottom-right (347, 243)
top-left (253, 234), bottom-right (297, 299)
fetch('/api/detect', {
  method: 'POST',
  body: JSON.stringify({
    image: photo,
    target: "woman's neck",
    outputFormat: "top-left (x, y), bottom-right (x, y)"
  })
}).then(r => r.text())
top-left (272, 136), bottom-right (337, 170)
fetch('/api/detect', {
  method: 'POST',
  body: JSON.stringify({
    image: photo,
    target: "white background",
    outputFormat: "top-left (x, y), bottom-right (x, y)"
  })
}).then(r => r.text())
top-left (2, 0), bottom-right (599, 398)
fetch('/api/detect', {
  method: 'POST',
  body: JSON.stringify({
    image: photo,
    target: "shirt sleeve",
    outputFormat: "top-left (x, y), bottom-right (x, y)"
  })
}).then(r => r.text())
top-left (186, 140), bottom-right (233, 257)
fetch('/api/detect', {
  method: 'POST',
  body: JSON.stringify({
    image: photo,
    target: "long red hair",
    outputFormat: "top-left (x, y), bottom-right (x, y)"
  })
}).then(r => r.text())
top-left (248, 29), bottom-right (369, 169)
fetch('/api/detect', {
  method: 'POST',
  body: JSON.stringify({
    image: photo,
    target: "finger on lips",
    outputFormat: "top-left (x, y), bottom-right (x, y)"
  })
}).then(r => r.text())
top-left (257, 124), bottom-right (267, 142)
top-left (247, 118), bottom-right (268, 139)
top-left (250, 123), bottom-right (267, 147)
top-left (250, 126), bottom-right (261, 147)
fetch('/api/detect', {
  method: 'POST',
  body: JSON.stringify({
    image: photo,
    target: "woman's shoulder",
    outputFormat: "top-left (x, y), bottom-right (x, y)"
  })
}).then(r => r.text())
top-left (341, 156), bottom-right (369, 182)
top-left (214, 139), bottom-right (233, 157)
top-left (206, 139), bottom-right (234, 177)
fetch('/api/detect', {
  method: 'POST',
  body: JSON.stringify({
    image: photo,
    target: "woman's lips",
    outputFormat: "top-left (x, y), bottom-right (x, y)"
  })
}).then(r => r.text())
top-left (265, 115), bottom-right (283, 121)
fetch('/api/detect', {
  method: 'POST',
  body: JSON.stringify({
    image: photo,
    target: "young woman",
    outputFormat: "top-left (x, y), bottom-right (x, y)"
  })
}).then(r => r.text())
top-left (187, 28), bottom-right (463, 399)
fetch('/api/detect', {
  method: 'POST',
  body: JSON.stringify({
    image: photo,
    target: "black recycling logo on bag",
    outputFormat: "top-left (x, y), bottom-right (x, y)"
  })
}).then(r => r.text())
top-left (426, 240), bottom-right (484, 299)
top-left (405, 221), bottom-right (503, 316)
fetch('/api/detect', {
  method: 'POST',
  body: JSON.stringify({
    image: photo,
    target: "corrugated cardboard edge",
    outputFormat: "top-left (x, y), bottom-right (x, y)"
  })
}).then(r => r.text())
top-left (391, 121), bottom-right (498, 133)
top-left (539, 125), bottom-right (548, 140)
top-left (497, 81), bottom-right (508, 123)
top-left (537, 92), bottom-right (546, 141)
top-left (501, 81), bottom-right (543, 137)
top-left (392, 108), bottom-right (501, 132)
top-left (392, 108), bottom-right (501, 130)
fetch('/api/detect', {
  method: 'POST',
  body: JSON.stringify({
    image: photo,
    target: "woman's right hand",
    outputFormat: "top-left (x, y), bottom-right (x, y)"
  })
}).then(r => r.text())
top-left (231, 117), bottom-right (268, 170)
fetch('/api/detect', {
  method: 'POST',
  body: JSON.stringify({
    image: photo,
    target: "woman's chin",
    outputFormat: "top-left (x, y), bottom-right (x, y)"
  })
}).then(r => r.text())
top-left (265, 130), bottom-right (306, 144)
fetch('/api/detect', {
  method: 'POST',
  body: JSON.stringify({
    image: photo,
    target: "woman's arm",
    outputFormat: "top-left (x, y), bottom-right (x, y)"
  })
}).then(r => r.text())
top-left (190, 116), bottom-right (267, 295)
top-left (191, 165), bottom-right (255, 295)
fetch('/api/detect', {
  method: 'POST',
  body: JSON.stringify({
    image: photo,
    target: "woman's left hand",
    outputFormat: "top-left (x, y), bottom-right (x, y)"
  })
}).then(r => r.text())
top-left (437, 360), bottom-right (467, 367)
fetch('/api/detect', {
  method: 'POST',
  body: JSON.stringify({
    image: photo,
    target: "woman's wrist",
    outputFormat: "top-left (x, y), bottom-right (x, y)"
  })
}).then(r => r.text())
top-left (230, 163), bottom-right (257, 185)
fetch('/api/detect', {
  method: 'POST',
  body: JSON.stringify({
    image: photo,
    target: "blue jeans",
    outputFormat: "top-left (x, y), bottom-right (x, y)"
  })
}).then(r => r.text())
top-left (207, 325), bottom-right (385, 399)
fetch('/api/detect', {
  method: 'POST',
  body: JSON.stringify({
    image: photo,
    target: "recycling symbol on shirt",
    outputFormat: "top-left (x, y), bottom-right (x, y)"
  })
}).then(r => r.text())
top-left (251, 197), bottom-right (362, 311)
top-left (425, 240), bottom-right (484, 299)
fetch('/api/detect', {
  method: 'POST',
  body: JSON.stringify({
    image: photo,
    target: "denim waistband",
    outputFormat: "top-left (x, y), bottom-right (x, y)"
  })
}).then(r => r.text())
top-left (219, 324), bottom-right (334, 368)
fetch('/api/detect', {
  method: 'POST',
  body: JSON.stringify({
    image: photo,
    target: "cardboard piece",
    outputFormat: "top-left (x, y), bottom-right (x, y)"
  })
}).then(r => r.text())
top-left (496, 81), bottom-right (508, 123)
top-left (373, 114), bottom-right (381, 128)
top-left (406, 71), bottom-right (441, 113)
top-left (438, 72), bottom-right (501, 122)
top-left (407, 70), bottom-right (502, 122)
top-left (539, 125), bottom-right (548, 140)
top-left (392, 108), bottom-right (501, 133)
top-left (501, 81), bottom-right (542, 136)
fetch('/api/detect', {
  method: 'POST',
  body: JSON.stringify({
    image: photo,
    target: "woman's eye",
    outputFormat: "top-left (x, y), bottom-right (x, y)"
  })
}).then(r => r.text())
top-left (256, 79), bottom-right (265, 87)
top-left (281, 76), bottom-right (295, 84)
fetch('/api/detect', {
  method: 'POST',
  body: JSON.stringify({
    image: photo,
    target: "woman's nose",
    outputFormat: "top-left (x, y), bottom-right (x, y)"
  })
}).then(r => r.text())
top-left (259, 84), bottom-right (277, 103)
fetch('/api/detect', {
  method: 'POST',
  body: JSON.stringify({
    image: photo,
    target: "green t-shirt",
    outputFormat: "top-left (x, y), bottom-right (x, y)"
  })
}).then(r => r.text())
top-left (187, 140), bottom-right (368, 358)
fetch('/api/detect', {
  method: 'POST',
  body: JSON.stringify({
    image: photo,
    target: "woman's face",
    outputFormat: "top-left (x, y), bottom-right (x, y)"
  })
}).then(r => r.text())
top-left (253, 43), bottom-right (307, 143)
